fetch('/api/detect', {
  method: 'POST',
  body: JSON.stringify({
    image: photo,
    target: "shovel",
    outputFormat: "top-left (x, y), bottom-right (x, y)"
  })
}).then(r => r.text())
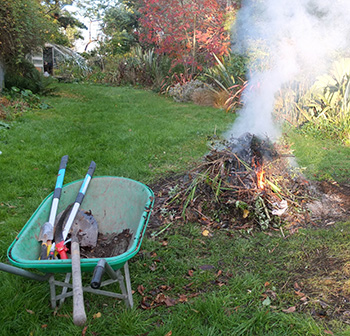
top-left (38, 155), bottom-right (68, 260)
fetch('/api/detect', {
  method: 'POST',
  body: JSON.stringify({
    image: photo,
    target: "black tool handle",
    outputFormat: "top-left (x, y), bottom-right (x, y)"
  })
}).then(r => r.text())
top-left (53, 155), bottom-right (69, 200)
top-left (75, 161), bottom-right (96, 205)
top-left (59, 155), bottom-right (69, 170)
top-left (91, 259), bottom-right (106, 289)
top-left (39, 243), bottom-right (48, 261)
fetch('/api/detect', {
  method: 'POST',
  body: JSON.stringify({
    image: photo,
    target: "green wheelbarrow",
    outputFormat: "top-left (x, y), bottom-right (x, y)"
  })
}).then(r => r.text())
top-left (2, 176), bottom-right (154, 315)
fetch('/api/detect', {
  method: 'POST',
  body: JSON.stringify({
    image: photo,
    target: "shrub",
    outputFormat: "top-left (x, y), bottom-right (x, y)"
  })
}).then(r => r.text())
top-left (213, 89), bottom-right (230, 109)
top-left (4, 59), bottom-right (55, 95)
top-left (191, 87), bottom-right (215, 106)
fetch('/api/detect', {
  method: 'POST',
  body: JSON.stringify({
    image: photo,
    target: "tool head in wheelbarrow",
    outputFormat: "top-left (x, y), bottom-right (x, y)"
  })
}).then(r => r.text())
top-left (7, 176), bottom-right (154, 273)
top-left (55, 205), bottom-right (99, 249)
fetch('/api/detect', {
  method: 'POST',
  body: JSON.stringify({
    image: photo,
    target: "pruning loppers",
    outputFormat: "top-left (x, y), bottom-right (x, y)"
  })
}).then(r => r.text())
top-left (38, 155), bottom-right (68, 260)
top-left (55, 161), bottom-right (96, 259)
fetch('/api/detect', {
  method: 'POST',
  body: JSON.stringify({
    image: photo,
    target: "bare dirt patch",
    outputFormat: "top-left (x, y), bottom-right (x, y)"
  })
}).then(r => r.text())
top-left (307, 181), bottom-right (350, 225)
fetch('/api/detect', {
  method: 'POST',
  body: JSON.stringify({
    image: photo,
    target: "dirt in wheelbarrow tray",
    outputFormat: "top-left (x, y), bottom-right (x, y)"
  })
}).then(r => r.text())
top-left (79, 229), bottom-right (133, 259)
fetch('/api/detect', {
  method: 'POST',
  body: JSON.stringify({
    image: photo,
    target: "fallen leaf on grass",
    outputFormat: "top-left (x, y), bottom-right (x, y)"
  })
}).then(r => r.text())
top-left (159, 285), bottom-right (171, 291)
top-left (161, 240), bottom-right (168, 247)
top-left (294, 282), bottom-right (301, 290)
top-left (188, 269), bottom-right (194, 277)
top-left (324, 330), bottom-right (334, 335)
top-left (41, 324), bottom-right (48, 329)
top-left (140, 296), bottom-right (153, 310)
top-left (178, 294), bottom-right (188, 303)
top-left (155, 293), bottom-right (175, 307)
top-left (183, 282), bottom-right (194, 290)
top-left (243, 209), bottom-right (249, 218)
top-left (282, 306), bottom-right (296, 313)
top-left (138, 285), bottom-right (145, 295)
top-left (26, 309), bottom-right (35, 315)
top-left (93, 312), bottom-right (102, 319)
top-left (294, 290), bottom-right (305, 297)
top-left (202, 229), bottom-right (210, 237)
top-left (164, 331), bottom-right (172, 336)
top-left (82, 326), bottom-right (88, 336)
top-left (53, 310), bottom-right (70, 318)
top-left (262, 297), bottom-right (271, 306)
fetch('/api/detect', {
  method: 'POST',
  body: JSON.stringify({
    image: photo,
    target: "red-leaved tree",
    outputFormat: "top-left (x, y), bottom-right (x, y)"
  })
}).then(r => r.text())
top-left (138, 0), bottom-right (232, 73)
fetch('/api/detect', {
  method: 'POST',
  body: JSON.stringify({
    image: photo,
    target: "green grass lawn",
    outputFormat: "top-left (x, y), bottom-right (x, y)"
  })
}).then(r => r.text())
top-left (1, 83), bottom-right (350, 335)
top-left (287, 131), bottom-right (350, 183)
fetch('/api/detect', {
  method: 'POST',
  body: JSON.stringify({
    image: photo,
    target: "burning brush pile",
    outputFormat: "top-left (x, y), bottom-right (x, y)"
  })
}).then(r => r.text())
top-left (151, 133), bottom-right (315, 234)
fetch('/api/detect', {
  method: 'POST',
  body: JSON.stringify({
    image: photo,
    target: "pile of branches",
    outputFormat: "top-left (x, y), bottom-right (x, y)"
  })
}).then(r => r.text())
top-left (151, 134), bottom-right (313, 234)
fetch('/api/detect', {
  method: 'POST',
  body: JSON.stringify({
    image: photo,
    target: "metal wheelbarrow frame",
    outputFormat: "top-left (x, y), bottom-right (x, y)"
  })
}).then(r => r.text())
top-left (4, 176), bottom-right (154, 309)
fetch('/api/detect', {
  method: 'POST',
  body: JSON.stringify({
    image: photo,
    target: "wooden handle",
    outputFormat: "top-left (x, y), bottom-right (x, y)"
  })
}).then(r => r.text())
top-left (72, 240), bottom-right (87, 326)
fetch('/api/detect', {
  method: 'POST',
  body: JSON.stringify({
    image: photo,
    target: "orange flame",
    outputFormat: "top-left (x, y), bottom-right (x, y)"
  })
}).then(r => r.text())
top-left (257, 168), bottom-right (266, 190)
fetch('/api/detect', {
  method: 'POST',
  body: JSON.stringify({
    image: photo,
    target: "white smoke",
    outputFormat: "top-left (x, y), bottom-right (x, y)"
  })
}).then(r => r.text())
top-left (226, 0), bottom-right (350, 140)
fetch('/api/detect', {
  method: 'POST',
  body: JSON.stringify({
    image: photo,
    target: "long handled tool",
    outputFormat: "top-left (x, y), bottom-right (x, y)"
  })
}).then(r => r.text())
top-left (71, 220), bottom-right (86, 326)
top-left (55, 161), bottom-right (96, 326)
top-left (38, 155), bottom-right (68, 260)
top-left (55, 161), bottom-right (96, 259)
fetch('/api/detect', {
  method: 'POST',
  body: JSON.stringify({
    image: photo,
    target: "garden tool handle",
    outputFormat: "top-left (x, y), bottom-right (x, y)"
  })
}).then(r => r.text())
top-left (39, 242), bottom-right (49, 261)
top-left (39, 155), bottom-right (69, 260)
top-left (90, 259), bottom-right (106, 289)
top-left (49, 155), bottom-right (69, 224)
top-left (71, 234), bottom-right (87, 326)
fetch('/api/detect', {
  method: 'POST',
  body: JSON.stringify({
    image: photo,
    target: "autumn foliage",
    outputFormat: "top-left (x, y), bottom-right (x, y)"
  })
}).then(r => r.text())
top-left (138, 0), bottom-right (232, 71)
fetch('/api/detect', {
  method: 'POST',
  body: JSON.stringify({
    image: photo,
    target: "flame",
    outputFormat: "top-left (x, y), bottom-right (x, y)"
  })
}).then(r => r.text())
top-left (257, 168), bottom-right (266, 190)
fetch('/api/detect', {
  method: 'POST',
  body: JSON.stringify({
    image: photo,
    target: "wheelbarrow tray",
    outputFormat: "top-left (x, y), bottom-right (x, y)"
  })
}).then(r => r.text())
top-left (7, 176), bottom-right (154, 273)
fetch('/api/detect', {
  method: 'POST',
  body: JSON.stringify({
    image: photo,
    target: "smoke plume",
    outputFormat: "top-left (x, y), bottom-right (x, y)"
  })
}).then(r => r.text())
top-left (227, 0), bottom-right (350, 139)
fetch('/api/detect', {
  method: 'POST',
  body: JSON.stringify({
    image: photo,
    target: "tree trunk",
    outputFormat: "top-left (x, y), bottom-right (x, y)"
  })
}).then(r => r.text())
top-left (0, 60), bottom-right (5, 91)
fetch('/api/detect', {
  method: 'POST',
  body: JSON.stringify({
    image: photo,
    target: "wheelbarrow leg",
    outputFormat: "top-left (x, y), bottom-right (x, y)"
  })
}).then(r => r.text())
top-left (60, 273), bottom-right (72, 307)
top-left (49, 275), bottom-right (57, 309)
top-left (123, 262), bottom-right (133, 308)
top-left (90, 259), bottom-right (134, 308)
top-left (49, 273), bottom-right (71, 309)
top-left (103, 260), bottom-right (133, 308)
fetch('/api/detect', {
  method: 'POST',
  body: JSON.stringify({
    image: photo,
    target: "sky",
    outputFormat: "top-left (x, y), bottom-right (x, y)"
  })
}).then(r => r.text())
top-left (65, 5), bottom-right (101, 52)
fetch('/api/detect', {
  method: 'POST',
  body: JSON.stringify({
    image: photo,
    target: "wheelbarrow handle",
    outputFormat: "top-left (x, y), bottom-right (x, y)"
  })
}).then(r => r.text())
top-left (90, 259), bottom-right (119, 289)
top-left (90, 259), bottom-right (106, 289)
top-left (72, 235), bottom-right (87, 326)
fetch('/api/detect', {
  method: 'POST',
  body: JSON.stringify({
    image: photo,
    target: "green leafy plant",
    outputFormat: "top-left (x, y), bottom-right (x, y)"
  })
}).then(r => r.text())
top-left (205, 53), bottom-right (248, 112)
top-left (280, 58), bottom-right (350, 144)
top-left (5, 60), bottom-right (56, 95)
